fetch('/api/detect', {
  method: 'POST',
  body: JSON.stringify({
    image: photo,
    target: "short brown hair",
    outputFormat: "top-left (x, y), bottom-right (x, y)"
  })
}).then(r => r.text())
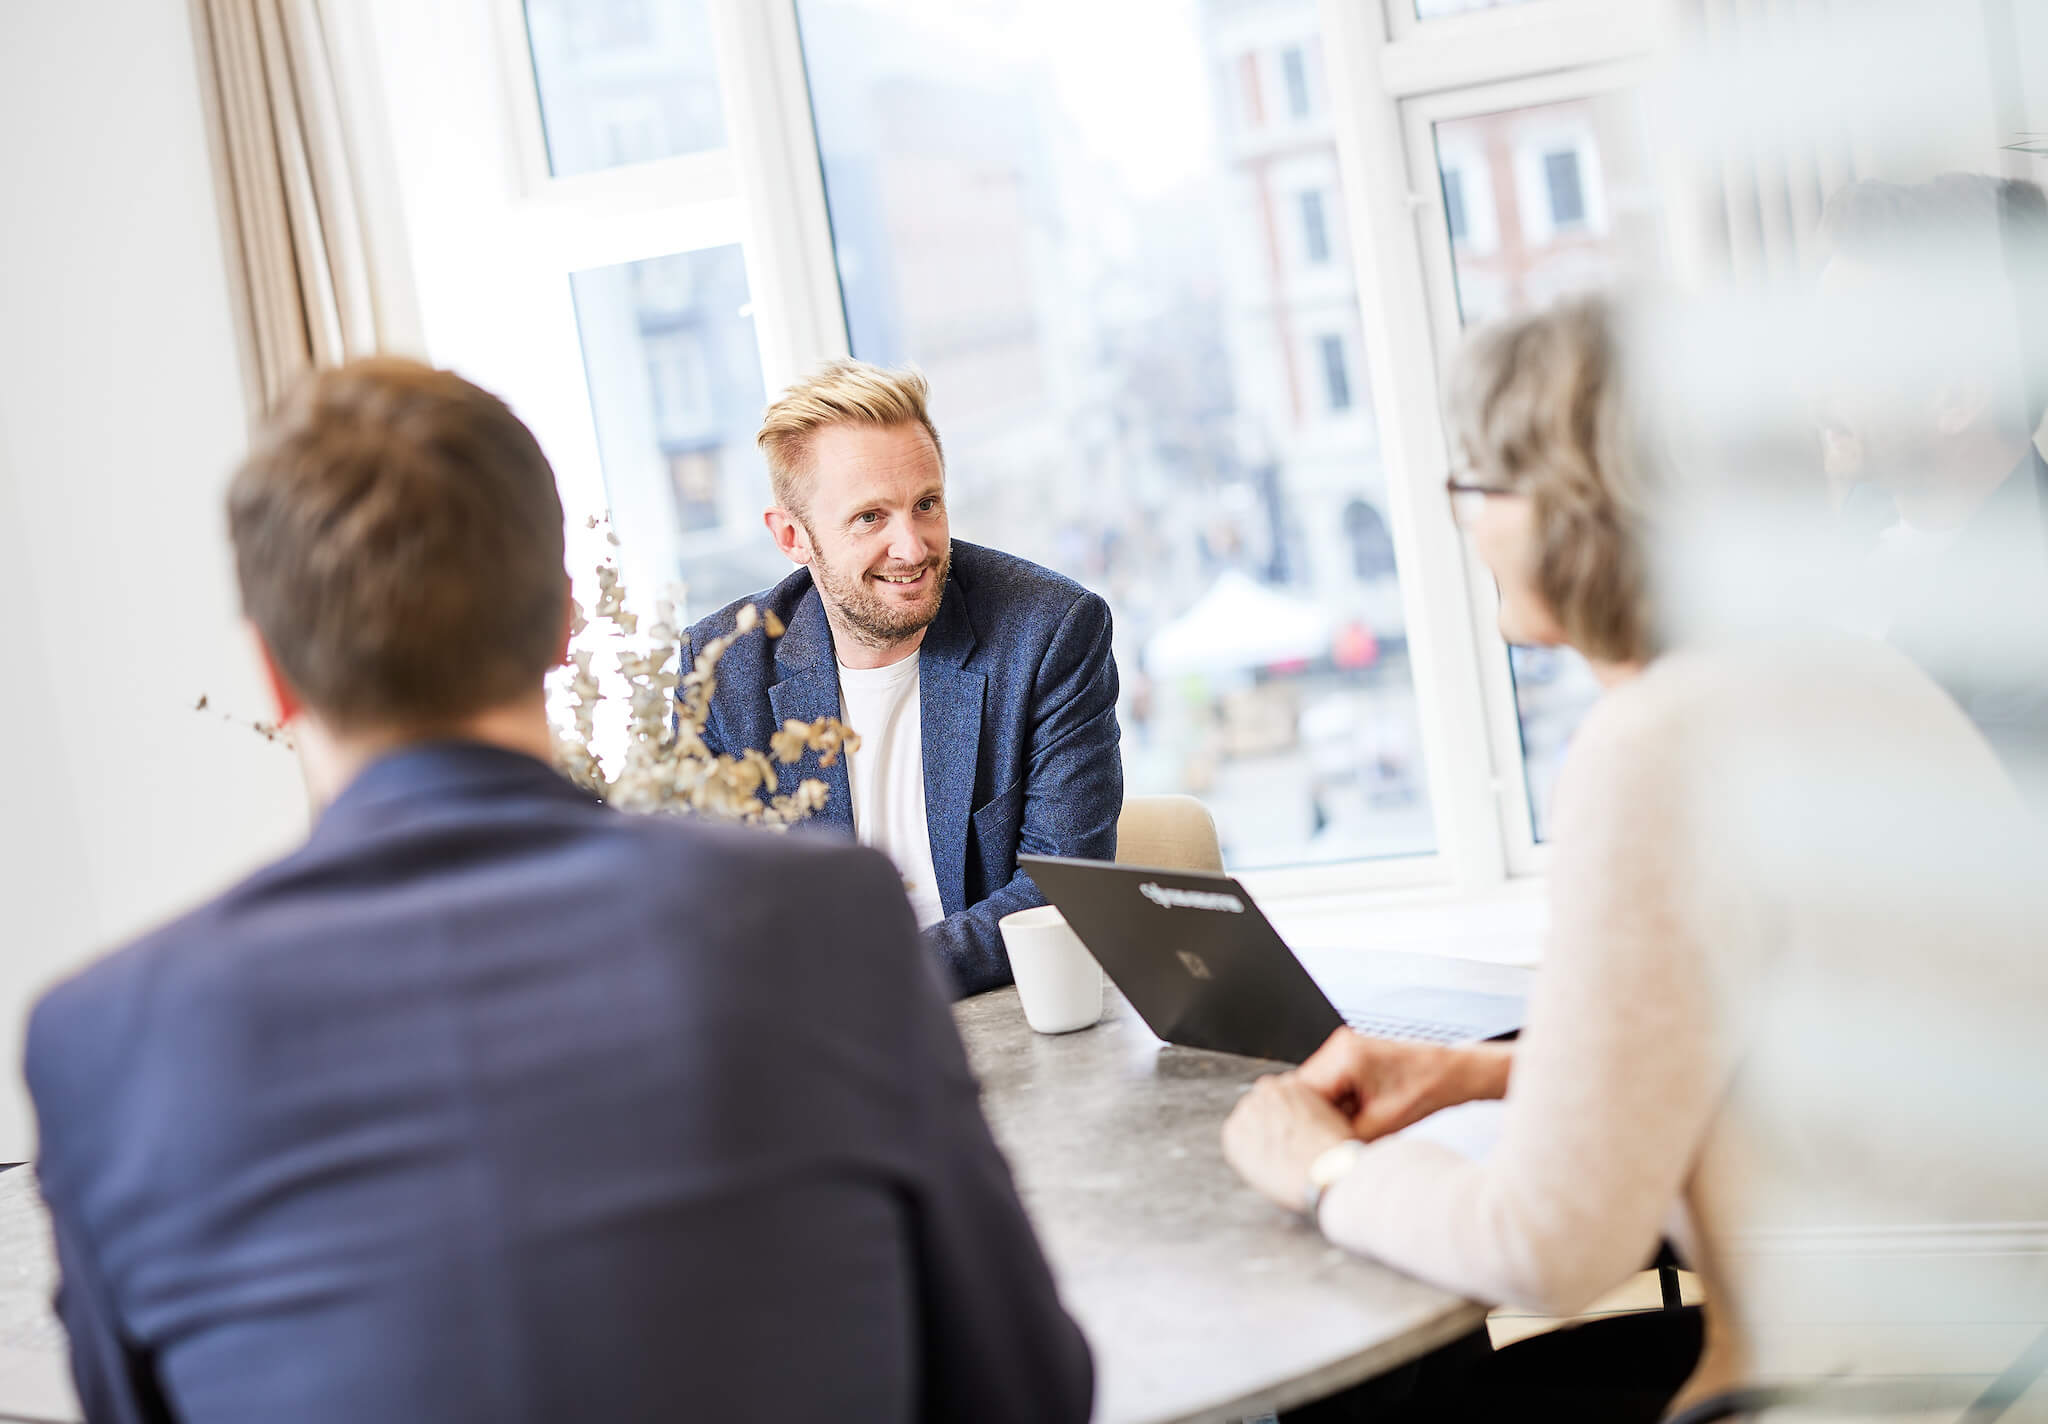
top-left (756, 358), bottom-right (943, 514)
top-left (1446, 295), bottom-right (1655, 665)
top-left (228, 357), bottom-right (568, 731)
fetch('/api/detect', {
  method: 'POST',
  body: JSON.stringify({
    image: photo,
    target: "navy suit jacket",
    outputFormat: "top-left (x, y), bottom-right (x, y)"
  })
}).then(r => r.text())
top-left (26, 743), bottom-right (1092, 1424)
top-left (1887, 448), bottom-right (2048, 816)
top-left (683, 541), bottom-right (1123, 997)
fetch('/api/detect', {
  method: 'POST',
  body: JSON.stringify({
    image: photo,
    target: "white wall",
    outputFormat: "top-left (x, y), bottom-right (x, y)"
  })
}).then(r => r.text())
top-left (0, 2), bottom-right (307, 1159)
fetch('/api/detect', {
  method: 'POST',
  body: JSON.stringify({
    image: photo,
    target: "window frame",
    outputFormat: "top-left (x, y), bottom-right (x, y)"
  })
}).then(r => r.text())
top-left (1380, 0), bottom-right (1669, 86)
top-left (354, 0), bottom-right (1668, 910)
top-left (1300, 187), bottom-right (1333, 265)
top-left (1398, 60), bottom-right (1653, 875)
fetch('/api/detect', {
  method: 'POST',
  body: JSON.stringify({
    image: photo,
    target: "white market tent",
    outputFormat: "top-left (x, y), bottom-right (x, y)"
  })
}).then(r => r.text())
top-left (1143, 569), bottom-right (1336, 679)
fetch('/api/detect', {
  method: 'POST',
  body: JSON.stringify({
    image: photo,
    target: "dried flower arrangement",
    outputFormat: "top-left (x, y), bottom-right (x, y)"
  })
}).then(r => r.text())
top-left (549, 528), bottom-right (858, 825)
top-left (193, 693), bottom-right (295, 749)
top-left (199, 525), bottom-right (856, 829)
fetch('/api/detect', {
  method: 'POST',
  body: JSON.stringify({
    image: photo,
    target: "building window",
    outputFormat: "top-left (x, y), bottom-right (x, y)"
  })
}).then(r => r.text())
top-left (1300, 189), bottom-right (1330, 265)
top-left (1442, 166), bottom-right (1469, 244)
top-left (1343, 498), bottom-right (1396, 580)
top-left (643, 330), bottom-right (713, 445)
top-left (1544, 148), bottom-right (1587, 228)
top-left (1282, 46), bottom-right (1311, 119)
top-left (794, 0), bottom-right (1436, 866)
top-left (569, 244), bottom-right (771, 562)
top-left (1320, 334), bottom-right (1352, 412)
top-left (523, 0), bottom-right (726, 176)
top-left (666, 448), bottom-right (722, 533)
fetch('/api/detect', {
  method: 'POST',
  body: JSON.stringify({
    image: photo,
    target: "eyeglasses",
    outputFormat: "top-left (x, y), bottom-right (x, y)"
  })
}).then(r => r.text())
top-left (1445, 474), bottom-right (1521, 528)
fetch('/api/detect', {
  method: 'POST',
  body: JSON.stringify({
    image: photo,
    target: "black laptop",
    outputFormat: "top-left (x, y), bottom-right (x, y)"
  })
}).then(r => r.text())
top-left (1020, 855), bottom-right (1528, 1063)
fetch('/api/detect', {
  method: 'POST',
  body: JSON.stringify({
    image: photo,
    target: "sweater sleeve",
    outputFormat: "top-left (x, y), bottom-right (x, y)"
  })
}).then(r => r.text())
top-left (1314, 688), bottom-right (1734, 1316)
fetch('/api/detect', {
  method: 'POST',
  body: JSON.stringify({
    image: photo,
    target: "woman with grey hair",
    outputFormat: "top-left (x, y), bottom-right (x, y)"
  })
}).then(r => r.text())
top-left (1222, 293), bottom-right (2046, 1421)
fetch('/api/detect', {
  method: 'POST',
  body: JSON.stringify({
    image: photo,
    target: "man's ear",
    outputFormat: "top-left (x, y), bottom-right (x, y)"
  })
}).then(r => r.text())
top-left (764, 506), bottom-right (813, 566)
top-left (247, 620), bottom-right (304, 726)
top-left (556, 583), bottom-right (578, 666)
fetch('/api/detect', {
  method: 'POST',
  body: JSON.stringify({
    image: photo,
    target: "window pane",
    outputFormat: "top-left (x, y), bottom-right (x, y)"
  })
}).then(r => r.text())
top-left (523, 0), bottom-right (726, 177)
top-left (1300, 190), bottom-right (1330, 264)
top-left (1413, 0), bottom-right (1541, 18)
top-left (1543, 149), bottom-right (1586, 227)
top-left (1431, 92), bottom-right (1660, 840)
top-left (1281, 47), bottom-right (1311, 119)
top-left (568, 246), bottom-right (787, 613)
top-left (1319, 335), bottom-right (1352, 412)
top-left (1443, 167), bottom-right (1469, 243)
top-left (796, 0), bottom-right (1436, 867)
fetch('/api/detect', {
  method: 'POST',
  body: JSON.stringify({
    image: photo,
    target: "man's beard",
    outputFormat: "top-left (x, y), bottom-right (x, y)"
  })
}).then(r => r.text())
top-left (807, 533), bottom-right (951, 649)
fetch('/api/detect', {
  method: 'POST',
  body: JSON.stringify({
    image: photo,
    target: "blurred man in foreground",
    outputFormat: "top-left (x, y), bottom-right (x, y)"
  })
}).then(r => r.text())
top-left (1817, 173), bottom-right (2048, 812)
top-left (1225, 295), bottom-right (2048, 1421)
top-left (26, 359), bottom-right (1092, 1424)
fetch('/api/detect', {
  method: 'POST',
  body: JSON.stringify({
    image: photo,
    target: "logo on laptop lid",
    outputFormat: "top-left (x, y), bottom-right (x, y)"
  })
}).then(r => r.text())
top-left (1138, 882), bottom-right (1245, 914)
top-left (1176, 950), bottom-right (1214, 980)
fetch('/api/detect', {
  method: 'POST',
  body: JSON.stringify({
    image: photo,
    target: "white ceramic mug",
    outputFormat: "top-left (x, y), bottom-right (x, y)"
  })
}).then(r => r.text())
top-left (999, 905), bottom-right (1104, 1034)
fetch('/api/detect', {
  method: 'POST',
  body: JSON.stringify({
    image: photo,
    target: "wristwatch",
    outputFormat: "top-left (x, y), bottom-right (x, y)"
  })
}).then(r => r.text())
top-left (1302, 1138), bottom-right (1367, 1222)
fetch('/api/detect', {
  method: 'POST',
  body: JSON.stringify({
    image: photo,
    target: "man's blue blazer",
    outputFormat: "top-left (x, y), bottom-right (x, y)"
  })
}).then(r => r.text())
top-left (683, 540), bottom-right (1123, 997)
top-left (26, 743), bottom-right (1093, 1424)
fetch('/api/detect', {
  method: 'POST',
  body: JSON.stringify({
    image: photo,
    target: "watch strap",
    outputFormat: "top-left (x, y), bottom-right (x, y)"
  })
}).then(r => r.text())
top-left (1302, 1138), bottom-right (1367, 1222)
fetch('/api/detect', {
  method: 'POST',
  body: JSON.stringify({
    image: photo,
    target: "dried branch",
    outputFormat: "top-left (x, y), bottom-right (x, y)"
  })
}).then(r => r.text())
top-left (548, 544), bottom-right (858, 827)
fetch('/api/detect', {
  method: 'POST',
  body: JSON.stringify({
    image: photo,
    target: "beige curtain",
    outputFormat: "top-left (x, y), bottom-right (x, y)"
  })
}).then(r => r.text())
top-left (1680, 0), bottom-right (1867, 284)
top-left (191, 0), bottom-right (381, 415)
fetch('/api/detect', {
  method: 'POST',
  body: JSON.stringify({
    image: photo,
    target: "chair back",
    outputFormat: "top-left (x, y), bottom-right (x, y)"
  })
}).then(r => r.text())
top-left (1115, 795), bottom-right (1224, 873)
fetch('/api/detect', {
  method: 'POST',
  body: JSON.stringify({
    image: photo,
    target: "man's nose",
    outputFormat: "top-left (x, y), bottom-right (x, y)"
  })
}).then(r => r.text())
top-left (885, 516), bottom-right (927, 566)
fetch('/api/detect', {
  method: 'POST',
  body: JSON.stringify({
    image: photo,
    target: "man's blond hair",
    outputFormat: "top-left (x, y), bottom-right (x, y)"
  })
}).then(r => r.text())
top-left (757, 358), bottom-right (944, 515)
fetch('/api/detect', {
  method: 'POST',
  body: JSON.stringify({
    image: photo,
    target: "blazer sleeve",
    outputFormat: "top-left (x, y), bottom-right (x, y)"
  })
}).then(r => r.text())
top-left (27, 996), bottom-right (176, 1424)
top-left (675, 629), bottom-right (731, 757)
top-left (889, 875), bottom-right (1095, 1421)
top-left (43, 1198), bottom-right (173, 1424)
top-left (924, 591), bottom-right (1122, 997)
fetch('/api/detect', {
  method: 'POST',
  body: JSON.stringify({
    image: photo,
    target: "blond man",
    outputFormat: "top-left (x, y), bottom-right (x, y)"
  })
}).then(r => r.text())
top-left (682, 359), bottom-right (1122, 996)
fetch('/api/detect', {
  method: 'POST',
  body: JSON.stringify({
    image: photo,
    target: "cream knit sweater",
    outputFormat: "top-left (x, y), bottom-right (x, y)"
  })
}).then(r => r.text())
top-left (1316, 635), bottom-right (2048, 1407)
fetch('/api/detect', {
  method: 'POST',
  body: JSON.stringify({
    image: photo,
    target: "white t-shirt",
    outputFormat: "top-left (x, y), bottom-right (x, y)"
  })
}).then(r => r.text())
top-left (836, 653), bottom-right (947, 930)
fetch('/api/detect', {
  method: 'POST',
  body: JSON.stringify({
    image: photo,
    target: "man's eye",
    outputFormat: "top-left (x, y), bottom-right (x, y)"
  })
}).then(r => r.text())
top-left (856, 512), bottom-right (880, 526)
top-left (918, 498), bottom-right (939, 513)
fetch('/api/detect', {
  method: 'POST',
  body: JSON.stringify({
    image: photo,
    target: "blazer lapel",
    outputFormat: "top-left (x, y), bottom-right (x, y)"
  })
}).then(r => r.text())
top-left (769, 588), bottom-right (854, 835)
top-left (919, 574), bottom-right (985, 917)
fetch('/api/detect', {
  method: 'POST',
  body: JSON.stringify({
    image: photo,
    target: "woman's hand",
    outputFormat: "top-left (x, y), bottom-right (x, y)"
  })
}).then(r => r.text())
top-left (1295, 1028), bottom-right (1512, 1141)
top-left (1220, 1073), bottom-right (1355, 1212)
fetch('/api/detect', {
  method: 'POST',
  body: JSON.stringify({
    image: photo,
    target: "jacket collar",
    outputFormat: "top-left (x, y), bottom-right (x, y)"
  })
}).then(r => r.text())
top-left (771, 547), bottom-right (980, 674)
top-left (772, 577), bottom-right (834, 674)
top-left (768, 552), bottom-right (984, 904)
top-left (309, 740), bottom-right (596, 847)
top-left (918, 558), bottom-right (979, 669)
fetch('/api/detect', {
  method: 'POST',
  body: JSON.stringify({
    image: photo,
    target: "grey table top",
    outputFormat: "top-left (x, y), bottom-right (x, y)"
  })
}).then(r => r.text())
top-left (0, 1169), bottom-right (74, 1424)
top-left (954, 947), bottom-right (1527, 1424)
top-left (0, 950), bottom-right (1521, 1424)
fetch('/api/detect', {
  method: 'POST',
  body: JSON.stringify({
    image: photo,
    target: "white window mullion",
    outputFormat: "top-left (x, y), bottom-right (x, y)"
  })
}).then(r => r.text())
top-left (1400, 62), bottom-right (1663, 875)
top-left (1320, 0), bottom-right (1511, 894)
top-left (706, 0), bottom-right (848, 389)
top-left (485, 0), bottom-right (555, 194)
top-left (1381, 0), bottom-right (1673, 97)
top-left (1399, 88), bottom-right (1543, 877)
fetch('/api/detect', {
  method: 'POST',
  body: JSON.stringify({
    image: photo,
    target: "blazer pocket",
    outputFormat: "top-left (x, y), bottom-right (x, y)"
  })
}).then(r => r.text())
top-left (970, 780), bottom-right (1027, 843)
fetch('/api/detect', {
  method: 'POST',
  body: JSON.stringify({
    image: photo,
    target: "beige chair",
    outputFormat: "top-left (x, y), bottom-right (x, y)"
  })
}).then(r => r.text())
top-left (1114, 794), bottom-right (1225, 873)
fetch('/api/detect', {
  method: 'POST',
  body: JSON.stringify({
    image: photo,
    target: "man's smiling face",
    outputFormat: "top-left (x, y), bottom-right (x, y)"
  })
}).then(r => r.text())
top-left (781, 421), bottom-right (950, 653)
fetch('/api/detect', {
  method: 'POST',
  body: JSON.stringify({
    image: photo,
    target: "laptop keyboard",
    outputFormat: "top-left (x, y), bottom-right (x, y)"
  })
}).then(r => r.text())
top-left (1343, 1013), bottom-right (1471, 1045)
